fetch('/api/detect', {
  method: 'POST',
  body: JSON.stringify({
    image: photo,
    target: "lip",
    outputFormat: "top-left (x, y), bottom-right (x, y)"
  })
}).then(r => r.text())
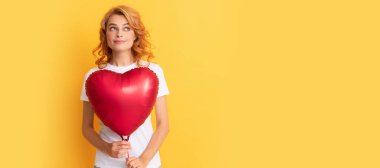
top-left (113, 40), bottom-right (126, 44)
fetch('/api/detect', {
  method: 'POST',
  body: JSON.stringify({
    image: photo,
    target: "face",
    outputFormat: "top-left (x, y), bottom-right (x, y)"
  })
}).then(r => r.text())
top-left (106, 14), bottom-right (136, 52)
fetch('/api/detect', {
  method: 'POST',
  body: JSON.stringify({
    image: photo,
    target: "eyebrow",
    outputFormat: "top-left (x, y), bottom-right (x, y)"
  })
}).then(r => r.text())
top-left (107, 23), bottom-right (129, 27)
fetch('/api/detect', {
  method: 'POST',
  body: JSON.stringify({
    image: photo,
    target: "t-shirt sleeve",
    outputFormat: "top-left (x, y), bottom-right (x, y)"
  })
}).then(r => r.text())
top-left (80, 70), bottom-right (93, 102)
top-left (155, 65), bottom-right (170, 98)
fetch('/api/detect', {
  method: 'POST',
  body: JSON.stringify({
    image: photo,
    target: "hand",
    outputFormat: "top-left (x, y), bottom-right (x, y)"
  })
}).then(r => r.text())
top-left (126, 156), bottom-right (148, 168)
top-left (104, 140), bottom-right (131, 158)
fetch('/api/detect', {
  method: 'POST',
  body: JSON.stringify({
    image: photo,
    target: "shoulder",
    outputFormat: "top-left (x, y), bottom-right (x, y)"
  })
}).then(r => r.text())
top-left (140, 60), bottom-right (164, 73)
top-left (84, 67), bottom-right (101, 80)
top-left (138, 61), bottom-right (168, 80)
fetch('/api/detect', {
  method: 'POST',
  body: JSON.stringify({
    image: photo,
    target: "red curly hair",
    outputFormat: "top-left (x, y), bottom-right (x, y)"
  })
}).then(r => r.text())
top-left (92, 5), bottom-right (154, 68)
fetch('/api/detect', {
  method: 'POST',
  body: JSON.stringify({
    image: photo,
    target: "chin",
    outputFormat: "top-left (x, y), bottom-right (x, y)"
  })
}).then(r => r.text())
top-left (111, 46), bottom-right (132, 52)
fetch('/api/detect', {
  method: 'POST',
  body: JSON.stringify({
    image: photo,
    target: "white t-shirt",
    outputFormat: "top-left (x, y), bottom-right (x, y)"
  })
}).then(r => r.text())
top-left (80, 61), bottom-right (169, 168)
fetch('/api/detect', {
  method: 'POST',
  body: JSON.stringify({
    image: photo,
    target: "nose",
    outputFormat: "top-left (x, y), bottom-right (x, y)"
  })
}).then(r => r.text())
top-left (116, 31), bottom-right (123, 38)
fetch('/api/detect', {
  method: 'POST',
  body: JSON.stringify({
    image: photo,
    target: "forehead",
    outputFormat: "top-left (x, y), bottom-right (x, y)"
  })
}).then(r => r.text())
top-left (107, 14), bottom-right (128, 25)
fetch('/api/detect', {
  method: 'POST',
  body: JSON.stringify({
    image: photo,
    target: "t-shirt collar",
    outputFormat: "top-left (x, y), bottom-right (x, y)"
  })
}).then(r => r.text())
top-left (106, 61), bottom-right (137, 69)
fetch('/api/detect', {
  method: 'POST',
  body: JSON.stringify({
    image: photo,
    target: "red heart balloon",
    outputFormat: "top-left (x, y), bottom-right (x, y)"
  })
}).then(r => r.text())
top-left (85, 67), bottom-right (159, 137)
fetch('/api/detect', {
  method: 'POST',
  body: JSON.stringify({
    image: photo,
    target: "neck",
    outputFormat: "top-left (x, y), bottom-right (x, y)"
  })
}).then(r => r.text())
top-left (109, 50), bottom-right (136, 66)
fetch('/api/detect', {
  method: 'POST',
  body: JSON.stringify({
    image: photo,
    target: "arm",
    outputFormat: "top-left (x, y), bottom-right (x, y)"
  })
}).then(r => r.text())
top-left (82, 101), bottom-right (109, 153)
top-left (136, 96), bottom-right (170, 165)
top-left (82, 102), bottom-right (131, 158)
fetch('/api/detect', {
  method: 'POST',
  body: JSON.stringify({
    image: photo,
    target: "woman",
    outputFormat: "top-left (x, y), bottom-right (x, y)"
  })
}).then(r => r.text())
top-left (80, 5), bottom-right (170, 168)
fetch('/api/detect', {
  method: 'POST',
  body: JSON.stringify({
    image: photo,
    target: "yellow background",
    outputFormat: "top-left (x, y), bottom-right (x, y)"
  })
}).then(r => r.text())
top-left (0, 0), bottom-right (379, 167)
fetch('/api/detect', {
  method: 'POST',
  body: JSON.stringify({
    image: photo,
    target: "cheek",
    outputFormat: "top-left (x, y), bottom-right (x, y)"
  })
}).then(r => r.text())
top-left (106, 34), bottom-right (112, 41)
top-left (128, 31), bottom-right (136, 40)
top-left (126, 40), bottom-right (134, 47)
top-left (106, 31), bottom-right (115, 39)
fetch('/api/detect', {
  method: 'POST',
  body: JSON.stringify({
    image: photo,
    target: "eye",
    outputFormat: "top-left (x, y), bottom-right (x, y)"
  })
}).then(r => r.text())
top-left (124, 27), bottom-right (131, 31)
top-left (109, 27), bottom-right (117, 31)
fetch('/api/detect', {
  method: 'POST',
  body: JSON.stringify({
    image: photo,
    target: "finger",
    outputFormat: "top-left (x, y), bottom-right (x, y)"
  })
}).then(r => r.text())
top-left (116, 146), bottom-right (131, 151)
top-left (132, 160), bottom-right (141, 167)
top-left (117, 153), bottom-right (127, 158)
top-left (130, 160), bottom-right (141, 168)
top-left (119, 141), bottom-right (131, 146)
top-left (120, 145), bottom-right (131, 151)
top-left (127, 157), bottom-right (137, 163)
top-left (119, 144), bottom-right (131, 149)
top-left (119, 140), bottom-right (131, 145)
top-left (117, 141), bottom-right (131, 147)
top-left (117, 148), bottom-right (130, 154)
top-left (113, 141), bottom-right (124, 146)
top-left (114, 140), bottom-right (130, 146)
top-left (118, 149), bottom-right (130, 156)
top-left (127, 156), bottom-right (137, 161)
top-left (115, 144), bottom-right (131, 151)
top-left (111, 141), bottom-right (123, 150)
top-left (128, 160), bottom-right (136, 168)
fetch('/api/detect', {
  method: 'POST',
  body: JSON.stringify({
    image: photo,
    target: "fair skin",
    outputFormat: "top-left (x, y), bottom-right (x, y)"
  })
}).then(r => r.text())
top-left (82, 14), bottom-right (170, 168)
